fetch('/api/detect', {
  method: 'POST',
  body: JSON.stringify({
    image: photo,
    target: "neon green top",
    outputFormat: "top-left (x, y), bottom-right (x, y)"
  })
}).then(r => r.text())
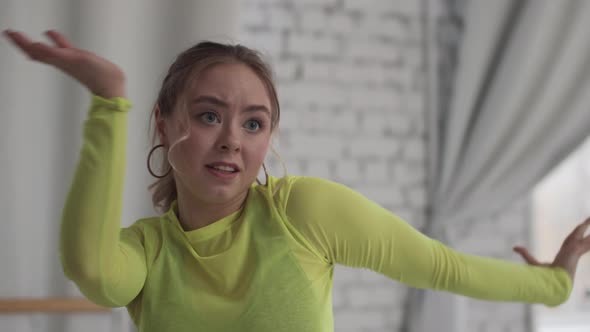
top-left (60, 95), bottom-right (573, 332)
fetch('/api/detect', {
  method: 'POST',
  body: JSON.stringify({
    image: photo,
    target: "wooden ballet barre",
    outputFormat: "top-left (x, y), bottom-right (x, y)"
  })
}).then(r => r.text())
top-left (0, 297), bottom-right (110, 313)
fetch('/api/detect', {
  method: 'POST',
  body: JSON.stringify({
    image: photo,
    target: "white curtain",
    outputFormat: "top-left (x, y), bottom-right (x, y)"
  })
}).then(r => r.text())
top-left (403, 0), bottom-right (590, 331)
top-left (0, 1), bottom-right (238, 331)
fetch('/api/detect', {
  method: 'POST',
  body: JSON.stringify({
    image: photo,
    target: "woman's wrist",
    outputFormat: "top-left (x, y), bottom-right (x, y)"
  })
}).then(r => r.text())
top-left (92, 85), bottom-right (126, 99)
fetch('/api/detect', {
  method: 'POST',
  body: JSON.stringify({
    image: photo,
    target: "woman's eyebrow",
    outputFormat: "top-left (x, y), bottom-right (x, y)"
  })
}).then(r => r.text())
top-left (191, 96), bottom-right (228, 107)
top-left (244, 105), bottom-right (271, 116)
top-left (191, 95), bottom-right (270, 116)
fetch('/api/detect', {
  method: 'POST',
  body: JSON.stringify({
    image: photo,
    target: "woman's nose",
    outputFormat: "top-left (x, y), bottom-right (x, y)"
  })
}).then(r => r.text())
top-left (219, 141), bottom-right (240, 151)
top-left (218, 126), bottom-right (241, 152)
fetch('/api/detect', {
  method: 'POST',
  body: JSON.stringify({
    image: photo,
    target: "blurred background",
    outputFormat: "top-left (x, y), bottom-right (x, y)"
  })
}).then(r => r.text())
top-left (1, 0), bottom-right (590, 331)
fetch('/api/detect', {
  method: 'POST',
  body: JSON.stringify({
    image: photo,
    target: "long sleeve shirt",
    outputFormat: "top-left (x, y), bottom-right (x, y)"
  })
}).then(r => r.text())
top-left (59, 95), bottom-right (573, 332)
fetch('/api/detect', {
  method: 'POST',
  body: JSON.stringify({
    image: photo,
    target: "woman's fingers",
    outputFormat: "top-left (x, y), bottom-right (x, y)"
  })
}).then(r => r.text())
top-left (3, 30), bottom-right (34, 53)
top-left (4, 30), bottom-right (58, 63)
top-left (513, 246), bottom-right (543, 265)
top-left (569, 218), bottom-right (590, 241)
top-left (580, 232), bottom-right (590, 251)
top-left (512, 218), bottom-right (590, 281)
top-left (4, 29), bottom-right (127, 98)
top-left (575, 218), bottom-right (590, 239)
top-left (28, 42), bottom-right (61, 62)
top-left (45, 30), bottom-right (73, 48)
top-left (4, 30), bottom-right (75, 66)
top-left (562, 218), bottom-right (590, 255)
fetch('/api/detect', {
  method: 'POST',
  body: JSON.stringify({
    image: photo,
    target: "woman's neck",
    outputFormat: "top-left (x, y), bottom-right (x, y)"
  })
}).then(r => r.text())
top-left (175, 187), bottom-right (249, 232)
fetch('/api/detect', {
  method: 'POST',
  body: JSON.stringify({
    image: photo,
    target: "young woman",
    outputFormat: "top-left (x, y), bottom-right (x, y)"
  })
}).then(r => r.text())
top-left (4, 29), bottom-right (590, 332)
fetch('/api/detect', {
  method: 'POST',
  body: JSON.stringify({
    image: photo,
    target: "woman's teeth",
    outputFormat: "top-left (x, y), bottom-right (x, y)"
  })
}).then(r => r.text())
top-left (209, 165), bottom-right (236, 172)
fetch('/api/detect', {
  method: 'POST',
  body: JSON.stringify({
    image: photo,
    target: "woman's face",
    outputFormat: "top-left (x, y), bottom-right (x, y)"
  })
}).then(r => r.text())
top-left (158, 63), bottom-right (273, 204)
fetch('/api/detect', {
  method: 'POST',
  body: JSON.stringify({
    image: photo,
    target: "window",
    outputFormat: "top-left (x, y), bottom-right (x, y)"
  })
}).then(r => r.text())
top-left (532, 136), bottom-right (590, 332)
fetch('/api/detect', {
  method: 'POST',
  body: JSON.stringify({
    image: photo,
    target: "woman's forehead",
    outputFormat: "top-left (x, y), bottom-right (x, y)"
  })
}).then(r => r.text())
top-left (185, 63), bottom-right (271, 104)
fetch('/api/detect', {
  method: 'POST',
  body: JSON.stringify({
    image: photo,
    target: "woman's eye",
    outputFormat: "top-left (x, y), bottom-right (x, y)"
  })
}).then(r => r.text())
top-left (200, 112), bottom-right (219, 124)
top-left (245, 120), bottom-right (261, 131)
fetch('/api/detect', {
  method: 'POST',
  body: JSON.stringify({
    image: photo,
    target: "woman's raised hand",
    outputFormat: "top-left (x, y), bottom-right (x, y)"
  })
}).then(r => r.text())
top-left (514, 217), bottom-right (590, 283)
top-left (3, 29), bottom-right (126, 98)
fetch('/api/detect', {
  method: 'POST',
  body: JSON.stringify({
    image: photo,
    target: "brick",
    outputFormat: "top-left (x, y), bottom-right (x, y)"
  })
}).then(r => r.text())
top-left (300, 108), bottom-right (331, 131)
top-left (243, 0), bottom-right (288, 6)
top-left (406, 88), bottom-right (425, 111)
top-left (392, 0), bottom-right (421, 16)
top-left (335, 160), bottom-right (361, 183)
top-left (383, 306), bottom-right (404, 328)
top-left (327, 13), bottom-right (357, 35)
top-left (276, 107), bottom-right (301, 130)
top-left (410, 210), bottom-right (426, 229)
top-left (391, 66), bottom-right (414, 89)
top-left (332, 286), bottom-right (346, 308)
top-left (268, 6), bottom-right (297, 30)
top-left (358, 269), bottom-right (390, 283)
top-left (300, 10), bottom-right (358, 36)
top-left (365, 160), bottom-right (389, 182)
top-left (295, 0), bottom-right (339, 8)
top-left (306, 159), bottom-right (332, 178)
top-left (280, 81), bottom-right (349, 108)
top-left (403, 138), bottom-right (425, 163)
top-left (393, 163), bottom-right (425, 186)
top-left (343, 0), bottom-right (395, 14)
top-left (334, 265), bottom-right (361, 282)
top-left (302, 60), bottom-right (341, 81)
top-left (361, 112), bottom-right (390, 136)
top-left (364, 15), bottom-right (407, 40)
top-left (288, 33), bottom-right (339, 57)
top-left (354, 185), bottom-right (404, 207)
top-left (406, 185), bottom-right (427, 209)
top-left (273, 58), bottom-right (299, 81)
top-left (239, 30), bottom-right (283, 58)
top-left (300, 10), bottom-right (328, 31)
top-left (344, 38), bottom-right (402, 62)
top-left (287, 134), bottom-right (345, 159)
top-left (334, 310), bottom-right (385, 330)
top-left (390, 208), bottom-right (415, 225)
top-left (409, 112), bottom-right (425, 136)
top-left (348, 286), bottom-right (397, 308)
top-left (339, 63), bottom-right (393, 85)
top-left (240, 7), bottom-right (270, 29)
top-left (403, 46), bottom-right (424, 68)
top-left (389, 114), bottom-right (412, 136)
top-left (331, 111), bottom-right (358, 134)
top-left (349, 88), bottom-right (401, 110)
top-left (348, 138), bottom-right (400, 158)
top-left (303, 60), bottom-right (396, 87)
top-left (283, 159), bottom-right (305, 176)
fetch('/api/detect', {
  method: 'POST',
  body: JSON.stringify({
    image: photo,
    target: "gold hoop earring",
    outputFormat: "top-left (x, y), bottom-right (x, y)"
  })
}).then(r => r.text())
top-left (147, 144), bottom-right (172, 178)
top-left (256, 163), bottom-right (269, 185)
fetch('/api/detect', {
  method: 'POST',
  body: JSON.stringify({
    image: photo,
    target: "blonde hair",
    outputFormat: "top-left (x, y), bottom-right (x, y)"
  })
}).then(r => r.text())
top-left (147, 41), bottom-right (287, 214)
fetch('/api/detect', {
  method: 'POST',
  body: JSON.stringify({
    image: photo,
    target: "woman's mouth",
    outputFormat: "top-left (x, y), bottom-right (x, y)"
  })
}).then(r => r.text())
top-left (205, 165), bottom-right (239, 179)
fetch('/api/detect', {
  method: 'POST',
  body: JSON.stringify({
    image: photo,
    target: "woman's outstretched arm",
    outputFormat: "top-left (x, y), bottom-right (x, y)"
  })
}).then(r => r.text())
top-left (284, 176), bottom-right (579, 307)
top-left (3, 30), bottom-right (147, 307)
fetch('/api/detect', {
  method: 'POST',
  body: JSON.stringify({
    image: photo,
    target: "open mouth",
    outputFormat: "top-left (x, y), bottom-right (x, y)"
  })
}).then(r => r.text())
top-left (206, 165), bottom-right (239, 174)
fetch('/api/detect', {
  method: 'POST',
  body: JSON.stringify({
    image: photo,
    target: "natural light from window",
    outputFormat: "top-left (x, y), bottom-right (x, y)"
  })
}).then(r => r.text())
top-left (532, 136), bottom-right (590, 332)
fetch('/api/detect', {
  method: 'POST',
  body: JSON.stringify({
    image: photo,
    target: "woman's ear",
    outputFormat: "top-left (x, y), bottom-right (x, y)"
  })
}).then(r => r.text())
top-left (155, 106), bottom-right (168, 146)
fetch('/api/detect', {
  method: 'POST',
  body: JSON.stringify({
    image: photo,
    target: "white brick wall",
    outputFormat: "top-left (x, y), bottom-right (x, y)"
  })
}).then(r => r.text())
top-left (239, 0), bottom-right (427, 331)
top-left (241, 0), bottom-right (533, 330)
top-left (241, 0), bottom-right (535, 330)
